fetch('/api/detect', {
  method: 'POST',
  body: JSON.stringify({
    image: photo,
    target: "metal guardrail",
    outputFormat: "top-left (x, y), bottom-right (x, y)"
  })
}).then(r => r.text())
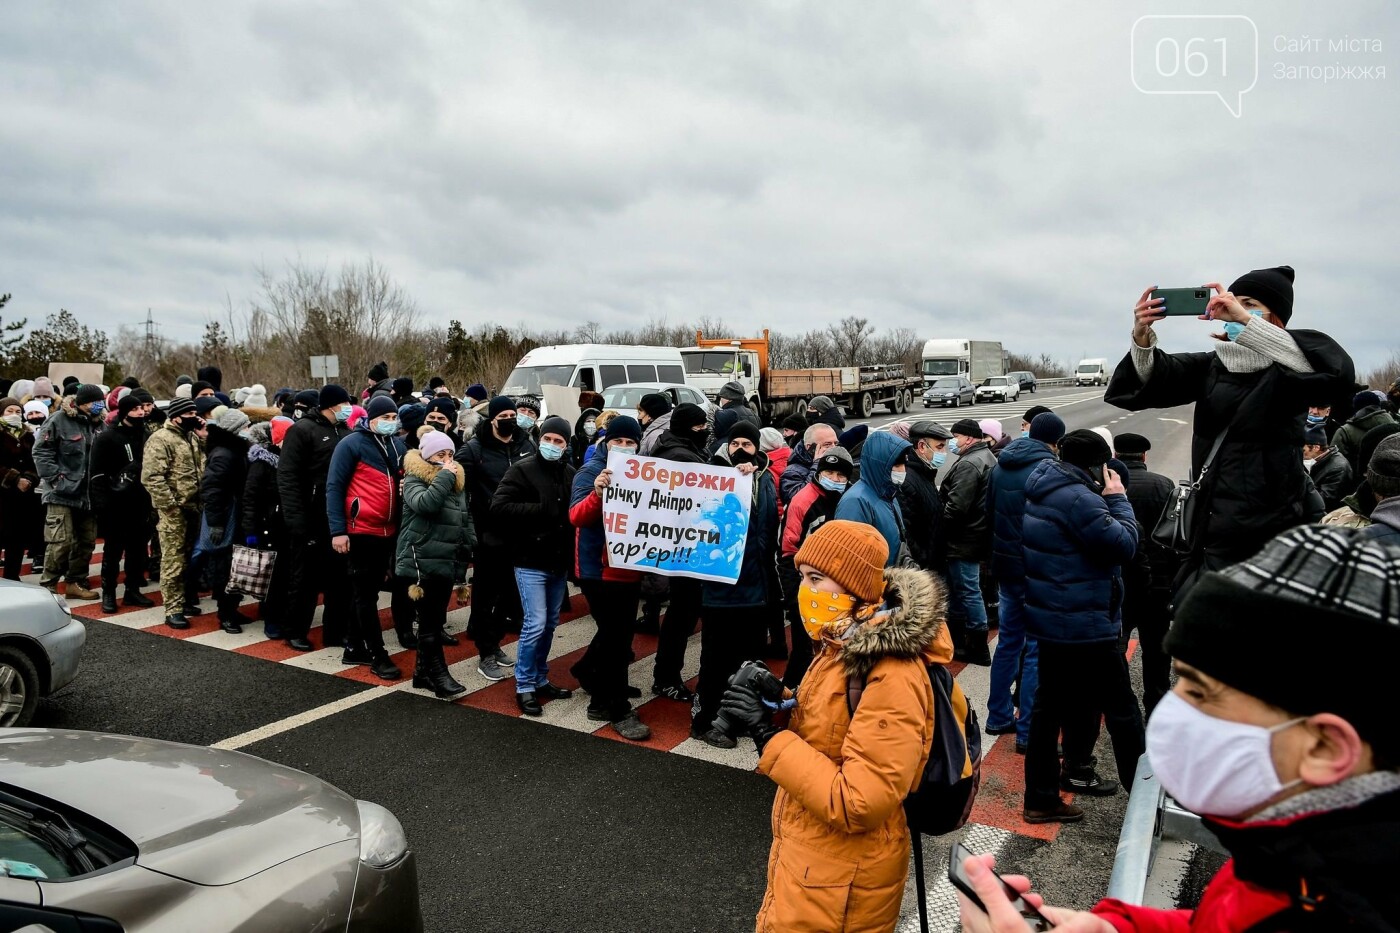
top-left (1036, 377), bottom-right (1077, 388)
top-left (1106, 754), bottom-right (1226, 906)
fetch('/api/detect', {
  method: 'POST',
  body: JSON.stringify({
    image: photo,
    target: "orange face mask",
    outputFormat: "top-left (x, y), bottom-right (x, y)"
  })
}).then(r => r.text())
top-left (797, 583), bottom-right (860, 641)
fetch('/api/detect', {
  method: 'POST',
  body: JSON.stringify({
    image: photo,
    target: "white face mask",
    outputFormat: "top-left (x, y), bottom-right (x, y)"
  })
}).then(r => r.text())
top-left (889, 469), bottom-right (906, 486)
top-left (1, 414), bottom-right (22, 430)
top-left (1147, 691), bottom-right (1304, 818)
top-left (1303, 459), bottom-right (1317, 471)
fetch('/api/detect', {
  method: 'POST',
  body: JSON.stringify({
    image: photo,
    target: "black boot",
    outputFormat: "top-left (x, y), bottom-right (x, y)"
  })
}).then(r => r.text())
top-left (100, 588), bottom-right (119, 614)
top-left (963, 628), bottom-right (992, 666)
top-left (413, 636), bottom-right (466, 698)
top-left (369, 649), bottom-right (401, 681)
top-left (395, 626), bottom-right (419, 650)
top-left (123, 587), bottom-right (155, 608)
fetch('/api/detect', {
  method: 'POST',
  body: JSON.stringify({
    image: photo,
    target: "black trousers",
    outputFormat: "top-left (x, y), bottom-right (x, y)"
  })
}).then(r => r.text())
top-left (1, 493), bottom-right (45, 580)
top-left (1024, 640), bottom-right (1145, 810)
top-left (100, 507), bottom-right (151, 592)
top-left (577, 580), bottom-right (641, 713)
top-left (413, 578), bottom-right (454, 640)
top-left (695, 604), bottom-right (766, 731)
top-left (346, 535), bottom-right (394, 653)
top-left (285, 535), bottom-right (351, 645)
top-left (1121, 591), bottom-right (1172, 717)
top-left (470, 545), bottom-right (519, 655)
top-left (653, 576), bottom-right (701, 687)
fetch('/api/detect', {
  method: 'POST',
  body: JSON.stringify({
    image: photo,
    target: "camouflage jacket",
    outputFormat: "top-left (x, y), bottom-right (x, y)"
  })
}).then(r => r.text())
top-left (140, 422), bottom-right (206, 512)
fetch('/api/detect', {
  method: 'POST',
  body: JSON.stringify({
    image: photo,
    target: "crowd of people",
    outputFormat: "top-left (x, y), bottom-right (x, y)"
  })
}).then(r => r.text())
top-left (3, 266), bottom-right (1400, 931)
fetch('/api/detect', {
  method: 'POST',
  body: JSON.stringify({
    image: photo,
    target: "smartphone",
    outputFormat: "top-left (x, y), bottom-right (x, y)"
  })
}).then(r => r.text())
top-left (948, 842), bottom-right (1054, 932)
top-left (1151, 286), bottom-right (1212, 317)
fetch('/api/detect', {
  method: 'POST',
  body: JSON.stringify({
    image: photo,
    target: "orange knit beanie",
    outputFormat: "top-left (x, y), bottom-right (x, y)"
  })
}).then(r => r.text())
top-left (793, 520), bottom-right (888, 604)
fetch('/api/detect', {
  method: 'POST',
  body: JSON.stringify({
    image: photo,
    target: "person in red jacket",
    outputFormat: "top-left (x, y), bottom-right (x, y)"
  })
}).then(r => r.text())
top-left (959, 524), bottom-right (1400, 932)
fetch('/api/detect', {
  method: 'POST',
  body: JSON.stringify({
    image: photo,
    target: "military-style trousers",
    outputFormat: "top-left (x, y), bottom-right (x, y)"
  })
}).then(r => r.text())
top-left (156, 507), bottom-right (202, 617)
top-left (40, 504), bottom-right (98, 588)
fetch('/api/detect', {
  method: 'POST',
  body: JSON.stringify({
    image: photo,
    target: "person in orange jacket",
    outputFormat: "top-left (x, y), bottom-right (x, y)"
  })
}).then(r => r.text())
top-left (721, 519), bottom-right (952, 932)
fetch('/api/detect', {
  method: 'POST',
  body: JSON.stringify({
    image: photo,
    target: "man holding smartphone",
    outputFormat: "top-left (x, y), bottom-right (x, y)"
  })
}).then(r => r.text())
top-left (1106, 266), bottom-right (1354, 602)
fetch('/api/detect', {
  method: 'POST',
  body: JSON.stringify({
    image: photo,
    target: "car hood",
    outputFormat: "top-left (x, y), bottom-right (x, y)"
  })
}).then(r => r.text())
top-left (0, 578), bottom-right (71, 637)
top-left (0, 730), bottom-right (360, 885)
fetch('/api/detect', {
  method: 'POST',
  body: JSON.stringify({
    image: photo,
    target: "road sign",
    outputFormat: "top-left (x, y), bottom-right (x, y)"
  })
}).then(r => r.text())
top-left (309, 355), bottom-right (340, 384)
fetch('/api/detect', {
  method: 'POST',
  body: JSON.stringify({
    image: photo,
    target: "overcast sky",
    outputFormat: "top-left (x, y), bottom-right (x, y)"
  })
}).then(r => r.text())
top-left (2, 1), bottom-right (1396, 372)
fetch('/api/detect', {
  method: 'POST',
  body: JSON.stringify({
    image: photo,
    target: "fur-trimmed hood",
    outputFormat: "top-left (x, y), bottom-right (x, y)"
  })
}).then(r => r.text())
top-left (403, 447), bottom-right (464, 491)
top-left (837, 567), bottom-right (951, 679)
top-left (240, 405), bottom-right (282, 424)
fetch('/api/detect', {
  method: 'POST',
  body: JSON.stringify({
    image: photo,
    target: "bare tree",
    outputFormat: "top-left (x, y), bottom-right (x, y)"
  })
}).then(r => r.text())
top-left (825, 316), bottom-right (874, 368)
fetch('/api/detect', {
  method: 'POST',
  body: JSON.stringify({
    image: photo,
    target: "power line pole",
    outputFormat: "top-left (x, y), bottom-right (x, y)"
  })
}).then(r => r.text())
top-left (145, 309), bottom-right (156, 359)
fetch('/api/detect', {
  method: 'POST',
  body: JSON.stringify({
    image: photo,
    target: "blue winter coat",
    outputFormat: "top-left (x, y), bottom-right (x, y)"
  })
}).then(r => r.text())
top-left (1021, 459), bottom-right (1139, 645)
top-left (986, 437), bottom-right (1058, 583)
top-left (702, 451), bottom-right (779, 609)
top-left (833, 431), bottom-right (911, 567)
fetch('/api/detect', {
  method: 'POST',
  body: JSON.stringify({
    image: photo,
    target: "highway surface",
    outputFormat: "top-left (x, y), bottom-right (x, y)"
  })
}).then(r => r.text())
top-left (25, 385), bottom-right (1216, 932)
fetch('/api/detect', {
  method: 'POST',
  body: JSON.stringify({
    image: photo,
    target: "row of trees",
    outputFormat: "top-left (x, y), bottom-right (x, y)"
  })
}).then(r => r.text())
top-left (8, 260), bottom-right (1231, 398)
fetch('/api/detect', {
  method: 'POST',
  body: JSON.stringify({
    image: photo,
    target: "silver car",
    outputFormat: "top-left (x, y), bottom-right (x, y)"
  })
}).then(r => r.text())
top-left (0, 730), bottom-right (422, 931)
top-left (0, 578), bottom-right (86, 727)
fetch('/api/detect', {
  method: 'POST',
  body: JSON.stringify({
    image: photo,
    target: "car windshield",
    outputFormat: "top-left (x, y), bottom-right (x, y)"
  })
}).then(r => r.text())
top-left (982, 378), bottom-right (1008, 386)
top-left (930, 378), bottom-right (961, 389)
top-left (502, 364), bottom-right (575, 396)
top-left (683, 351), bottom-right (741, 375)
top-left (0, 786), bottom-right (136, 880)
top-left (602, 386), bottom-right (665, 409)
top-left (1077, 364), bottom-right (1099, 373)
top-left (922, 360), bottom-right (959, 377)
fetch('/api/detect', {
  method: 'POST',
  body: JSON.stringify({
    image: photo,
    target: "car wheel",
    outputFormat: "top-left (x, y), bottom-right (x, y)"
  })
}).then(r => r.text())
top-left (0, 646), bottom-right (40, 728)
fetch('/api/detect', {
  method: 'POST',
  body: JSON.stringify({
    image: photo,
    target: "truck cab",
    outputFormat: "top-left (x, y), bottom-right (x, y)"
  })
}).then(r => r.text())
top-left (680, 345), bottom-right (760, 406)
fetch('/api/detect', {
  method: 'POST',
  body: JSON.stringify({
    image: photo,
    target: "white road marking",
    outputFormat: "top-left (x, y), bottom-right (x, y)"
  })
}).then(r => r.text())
top-left (211, 687), bottom-right (393, 750)
top-left (1157, 417), bottom-right (1188, 425)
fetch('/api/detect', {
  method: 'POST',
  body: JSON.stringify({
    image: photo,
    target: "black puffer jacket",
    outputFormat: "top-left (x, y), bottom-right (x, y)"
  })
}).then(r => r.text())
top-left (276, 411), bottom-right (352, 539)
top-left (897, 453), bottom-right (945, 573)
top-left (490, 453), bottom-right (576, 575)
top-left (941, 440), bottom-right (996, 561)
top-left (1121, 459), bottom-right (1178, 596)
top-left (1106, 331), bottom-right (1354, 575)
top-left (89, 419), bottom-right (151, 516)
top-left (241, 443), bottom-right (284, 544)
top-left (201, 426), bottom-right (249, 531)
top-left (458, 418), bottom-right (536, 548)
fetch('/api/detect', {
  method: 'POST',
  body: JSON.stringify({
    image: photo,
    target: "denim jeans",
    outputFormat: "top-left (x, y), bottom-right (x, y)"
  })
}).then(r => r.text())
top-left (987, 579), bottom-right (1038, 743)
top-left (946, 558), bottom-right (988, 631)
top-left (514, 567), bottom-right (567, 693)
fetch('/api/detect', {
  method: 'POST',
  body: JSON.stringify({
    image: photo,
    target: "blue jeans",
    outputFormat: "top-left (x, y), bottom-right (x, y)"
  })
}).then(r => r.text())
top-left (514, 568), bottom-right (567, 693)
top-left (987, 579), bottom-right (1039, 744)
top-left (946, 559), bottom-right (988, 631)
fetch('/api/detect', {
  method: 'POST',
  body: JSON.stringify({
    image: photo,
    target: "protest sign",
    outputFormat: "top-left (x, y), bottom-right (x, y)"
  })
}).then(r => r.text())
top-left (602, 449), bottom-right (753, 584)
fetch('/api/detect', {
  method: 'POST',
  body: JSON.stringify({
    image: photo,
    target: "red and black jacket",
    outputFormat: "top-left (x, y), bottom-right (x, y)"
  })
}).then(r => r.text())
top-left (325, 427), bottom-right (406, 538)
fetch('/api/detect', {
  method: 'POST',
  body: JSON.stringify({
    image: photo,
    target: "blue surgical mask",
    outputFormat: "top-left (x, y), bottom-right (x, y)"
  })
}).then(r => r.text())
top-left (336, 404), bottom-right (352, 423)
top-left (818, 476), bottom-right (847, 493)
top-left (1223, 309), bottom-right (1263, 342)
top-left (373, 419), bottom-right (397, 436)
top-left (1020, 430), bottom-right (1029, 438)
top-left (1306, 414), bottom-right (1326, 425)
top-left (946, 438), bottom-right (960, 456)
top-left (538, 442), bottom-right (565, 462)
top-left (932, 452), bottom-right (947, 468)
top-left (517, 414), bottom-right (536, 431)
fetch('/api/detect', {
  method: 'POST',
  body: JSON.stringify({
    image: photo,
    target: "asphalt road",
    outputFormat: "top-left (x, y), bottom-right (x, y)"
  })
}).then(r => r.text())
top-left (28, 385), bottom-right (1214, 933)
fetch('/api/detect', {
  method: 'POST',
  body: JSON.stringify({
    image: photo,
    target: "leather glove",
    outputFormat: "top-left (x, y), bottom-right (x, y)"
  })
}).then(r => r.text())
top-left (753, 722), bottom-right (784, 756)
top-left (718, 682), bottom-right (771, 738)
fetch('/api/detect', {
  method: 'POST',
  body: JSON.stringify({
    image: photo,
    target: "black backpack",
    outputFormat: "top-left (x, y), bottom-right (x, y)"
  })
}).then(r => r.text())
top-left (849, 661), bottom-right (984, 933)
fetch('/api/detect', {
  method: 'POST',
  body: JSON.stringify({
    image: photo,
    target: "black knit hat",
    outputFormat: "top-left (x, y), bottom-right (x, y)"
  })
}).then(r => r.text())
top-left (365, 395), bottom-right (398, 420)
top-left (392, 376), bottom-right (414, 396)
top-left (428, 375), bottom-right (445, 391)
top-left (1058, 429), bottom-right (1111, 470)
top-left (165, 397), bottom-right (197, 420)
top-left (515, 395), bottom-right (541, 416)
top-left (718, 381), bottom-right (746, 402)
top-left (1303, 426), bottom-right (1328, 447)
top-left (1023, 405), bottom-right (1052, 424)
top-left (727, 421), bottom-right (762, 448)
top-left (1169, 525), bottom-right (1400, 757)
top-left (63, 375), bottom-right (80, 389)
top-left (1114, 432), bottom-right (1151, 456)
top-left (815, 446), bottom-right (855, 478)
top-left (294, 389), bottom-right (319, 410)
top-left (638, 393), bottom-right (673, 418)
top-left (367, 361), bottom-right (389, 382)
top-left (781, 413), bottom-right (807, 434)
top-left (398, 403), bottom-right (427, 437)
top-left (1228, 265), bottom-right (1295, 324)
top-left (194, 396), bottom-right (221, 417)
top-left (602, 415), bottom-right (640, 443)
top-left (539, 415), bottom-right (573, 441)
top-left (488, 396), bottom-right (515, 420)
top-left (426, 396), bottom-right (457, 418)
top-left (318, 384), bottom-right (351, 409)
top-left (197, 365), bottom-right (223, 391)
top-left (121, 376), bottom-right (141, 389)
top-left (117, 392), bottom-right (145, 418)
top-left (671, 403), bottom-right (708, 435)
top-left (950, 418), bottom-right (983, 439)
top-left (75, 384), bottom-right (104, 405)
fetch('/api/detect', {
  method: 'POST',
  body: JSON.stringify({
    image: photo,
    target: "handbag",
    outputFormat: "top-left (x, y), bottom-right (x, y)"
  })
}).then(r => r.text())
top-left (1152, 428), bottom-right (1228, 555)
top-left (227, 545), bottom-right (277, 600)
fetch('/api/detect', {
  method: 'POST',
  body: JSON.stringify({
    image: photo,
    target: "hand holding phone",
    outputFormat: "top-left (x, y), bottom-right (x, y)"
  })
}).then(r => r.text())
top-left (1150, 287), bottom-right (1212, 317)
top-left (950, 843), bottom-right (1055, 932)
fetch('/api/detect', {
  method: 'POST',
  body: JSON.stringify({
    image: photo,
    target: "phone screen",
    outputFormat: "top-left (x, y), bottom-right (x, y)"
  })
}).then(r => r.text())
top-left (948, 843), bottom-right (1054, 932)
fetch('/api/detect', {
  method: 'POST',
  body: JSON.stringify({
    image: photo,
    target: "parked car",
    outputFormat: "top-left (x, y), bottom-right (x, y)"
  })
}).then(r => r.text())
top-left (922, 376), bottom-right (976, 408)
top-left (1008, 370), bottom-right (1038, 394)
top-left (601, 382), bottom-right (716, 421)
top-left (0, 729), bottom-right (423, 931)
top-left (975, 376), bottom-right (1020, 403)
top-left (0, 579), bottom-right (85, 727)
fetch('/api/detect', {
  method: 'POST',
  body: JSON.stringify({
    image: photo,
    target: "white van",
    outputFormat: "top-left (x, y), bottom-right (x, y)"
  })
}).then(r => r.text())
top-left (1075, 358), bottom-right (1109, 387)
top-left (502, 344), bottom-right (688, 399)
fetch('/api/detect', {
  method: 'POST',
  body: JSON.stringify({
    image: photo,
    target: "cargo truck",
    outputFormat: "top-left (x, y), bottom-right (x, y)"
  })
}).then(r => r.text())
top-left (680, 330), bottom-right (925, 422)
top-left (920, 339), bottom-right (1007, 385)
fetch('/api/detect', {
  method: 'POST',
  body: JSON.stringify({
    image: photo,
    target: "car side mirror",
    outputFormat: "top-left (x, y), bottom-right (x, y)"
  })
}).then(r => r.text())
top-left (743, 362), bottom-right (753, 378)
